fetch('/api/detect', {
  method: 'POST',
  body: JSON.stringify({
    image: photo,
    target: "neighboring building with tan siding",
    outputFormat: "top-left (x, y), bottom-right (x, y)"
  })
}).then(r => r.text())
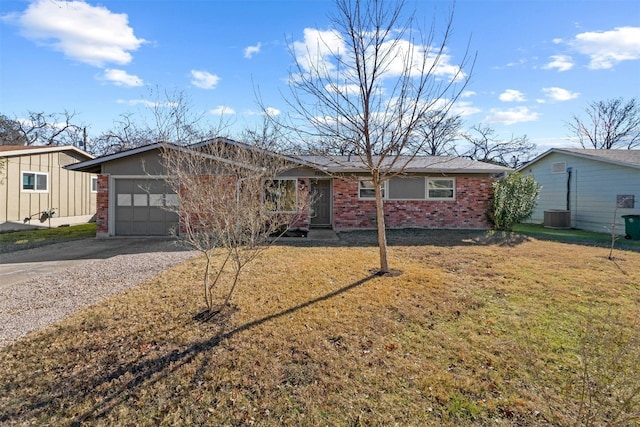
top-left (0, 145), bottom-right (96, 231)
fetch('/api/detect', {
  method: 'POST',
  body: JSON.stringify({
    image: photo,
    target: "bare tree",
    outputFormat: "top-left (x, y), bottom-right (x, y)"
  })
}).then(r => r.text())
top-left (281, 0), bottom-right (473, 273)
top-left (568, 97), bottom-right (640, 149)
top-left (160, 138), bottom-right (304, 317)
top-left (0, 114), bottom-right (28, 146)
top-left (92, 113), bottom-right (155, 156)
top-left (460, 124), bottom-right (536, 168)
top-left (415, 110), bottom-right (462, 155)
top-left (13, 111), bottom-right (84, 147)
top-left (93, 88), bottom-right (232, 155)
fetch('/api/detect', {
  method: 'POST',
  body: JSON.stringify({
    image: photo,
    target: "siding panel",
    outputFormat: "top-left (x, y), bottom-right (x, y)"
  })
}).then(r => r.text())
top-left (522, 152), bottom-right (640, 233)
top-left (1, 149), bottom-right (97, 228)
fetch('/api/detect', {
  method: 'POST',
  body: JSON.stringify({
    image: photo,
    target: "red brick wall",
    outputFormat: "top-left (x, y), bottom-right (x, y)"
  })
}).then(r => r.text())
top-left (96, 174), bottom-right (109, 236)
top-left (332, 176), bottom-right (493, 230)
top-left (97, 175), bottom-right (493, 236)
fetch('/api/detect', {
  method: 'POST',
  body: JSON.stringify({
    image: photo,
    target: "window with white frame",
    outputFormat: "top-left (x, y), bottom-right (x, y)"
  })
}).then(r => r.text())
top-left (358, 179), bottom-right (385, 199)
top-left (265, 179), bottom-right (297, 212)
top-left (359, 177), bottom-right (455, 200)
top-left (427, 178), bottom-right (455, 199)
top-left (91, 176), bottom-right (98, 193)
top-left (22, 171), bottom-right (48, 192)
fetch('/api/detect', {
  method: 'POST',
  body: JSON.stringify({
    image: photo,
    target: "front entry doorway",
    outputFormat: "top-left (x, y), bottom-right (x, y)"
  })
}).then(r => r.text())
top-left (310, 179), bottom-right (332, 228)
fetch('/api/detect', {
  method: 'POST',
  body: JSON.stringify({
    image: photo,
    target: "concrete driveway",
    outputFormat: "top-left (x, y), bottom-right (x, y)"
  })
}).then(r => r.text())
top-left (0, 238), bottom-right (197, 348)
top-left (0, 238), bottom-right (188, 289)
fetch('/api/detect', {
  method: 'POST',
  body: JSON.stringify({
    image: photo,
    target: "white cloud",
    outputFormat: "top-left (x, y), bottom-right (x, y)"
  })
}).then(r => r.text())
top-left (460, 91), bottom-right (477, 98)
top-left (450, 101), bottom-right (481, 117)
top-left (499, 89), bottom-right (526, 102)
top-left (293, 28), bottom-right (346, 73)
top-left (244, 42), bottom-right (262, 59)
top-left (292, 27), bottom-right (464, 83)
top-left (190, 70), bottom-right (220, 89)
top-left (116, 99), bottom-right (177, 108)
top-left (4, 0), bottom-right (145, 67)
top-left (484, 107), bottom-right (540, 125)
top-left (325, 82), bottom-right (361, 96)
top-left (245, 107), bottom-right (281, 116)
top-left (263, 107), bottom-right (281, 116)
top-left (209, 106), bottom-right (235, 115)
top-left (542, 87), bottom-right (580, 101)
top-left (542, 54), bottom-right (574, 72)
top-left (102, 69), bottom-right (143, 87)
top-left (570, 26), bottom-right (640, 69)
top-left (504, 58), bottom-right (526, 68)
top-left (379, 39), bottom-right (464, 80)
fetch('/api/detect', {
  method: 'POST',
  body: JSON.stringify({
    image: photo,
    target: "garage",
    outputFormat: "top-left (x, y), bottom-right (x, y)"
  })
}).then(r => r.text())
top-left (114, 178), bottom-right (179, 236)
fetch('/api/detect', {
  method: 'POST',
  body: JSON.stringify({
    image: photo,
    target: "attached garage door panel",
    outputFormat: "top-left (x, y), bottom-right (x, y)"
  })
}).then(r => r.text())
top-left (115, 179), bottom-right (179, 236)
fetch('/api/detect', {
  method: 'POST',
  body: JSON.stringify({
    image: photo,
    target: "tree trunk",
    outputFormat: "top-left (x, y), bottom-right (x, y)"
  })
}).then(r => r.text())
top-left (203, 253), bottom-right (212, 311)
top-left (373, 174), bottom-right (389, 274)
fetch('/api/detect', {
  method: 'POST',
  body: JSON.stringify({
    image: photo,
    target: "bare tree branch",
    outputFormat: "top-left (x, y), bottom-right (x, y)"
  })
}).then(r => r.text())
top-left (4, 111), bottom-right (84, 147)
top-left (93, 88), bottom-right (233, 155)
top-left (568, 97), bottom-right (640, 149)
top-left (461, 124), bottom-right (536, 168)
top-left (160, 137), bottom-right (306, 313)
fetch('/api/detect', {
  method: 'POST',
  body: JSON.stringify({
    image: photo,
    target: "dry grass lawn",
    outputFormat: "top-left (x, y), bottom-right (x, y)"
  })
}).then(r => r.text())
top-left (1, 230), bottom-right (639, 426)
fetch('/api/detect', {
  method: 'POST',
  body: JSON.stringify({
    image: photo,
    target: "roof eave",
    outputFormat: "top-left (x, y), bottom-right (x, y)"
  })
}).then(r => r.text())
top-left (323, 167), bottom-right (509, 174)
top-left (0, 145), bottom-right (94, 160)
top-left (65, 143), bottom-right (167, 172)
top-left (517, 148), bottom-right (640, 171)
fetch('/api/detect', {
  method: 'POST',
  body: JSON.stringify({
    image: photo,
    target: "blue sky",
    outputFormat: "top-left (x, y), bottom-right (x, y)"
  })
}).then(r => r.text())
top-left (1, 0), bottom-right (639, 154)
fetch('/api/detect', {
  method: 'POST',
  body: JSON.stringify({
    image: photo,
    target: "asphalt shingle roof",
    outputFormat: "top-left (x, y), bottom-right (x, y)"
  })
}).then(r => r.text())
top-left (297, 155), bottom-right (511, 174)
top-left (556, 148), bottom-right (640, 167)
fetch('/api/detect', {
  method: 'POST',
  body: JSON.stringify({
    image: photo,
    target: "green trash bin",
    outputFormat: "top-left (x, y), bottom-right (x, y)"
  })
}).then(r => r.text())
top-left (622, 214), bottom-right (640, 240)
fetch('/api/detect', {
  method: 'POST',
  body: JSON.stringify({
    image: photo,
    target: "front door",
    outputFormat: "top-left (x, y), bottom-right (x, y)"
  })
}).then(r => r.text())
top-left (310, 179), bottom-right (331, 227)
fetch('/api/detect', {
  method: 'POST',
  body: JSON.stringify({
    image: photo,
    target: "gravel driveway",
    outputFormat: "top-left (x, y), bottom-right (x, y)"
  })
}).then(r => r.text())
top-left (0, 238), bottom-right (197, 349)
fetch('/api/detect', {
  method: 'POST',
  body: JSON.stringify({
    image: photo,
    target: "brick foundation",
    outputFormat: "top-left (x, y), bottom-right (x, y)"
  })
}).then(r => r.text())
top-left (332, 176), bottom-right (493, 230)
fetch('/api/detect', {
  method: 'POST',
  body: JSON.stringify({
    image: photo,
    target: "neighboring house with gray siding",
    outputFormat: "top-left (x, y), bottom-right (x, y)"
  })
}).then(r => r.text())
top-left (0, 145), bottom-right (97, 231)
top-left (518, 148), bottom-right (640, 234)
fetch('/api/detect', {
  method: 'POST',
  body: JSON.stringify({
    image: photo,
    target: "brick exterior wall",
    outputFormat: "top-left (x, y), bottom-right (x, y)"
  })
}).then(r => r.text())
top-left (96, 174), bottom-right (109, 237)
top-left (97, 174), bottom-right (493, 236)
top-left (332, 176), bottom-right (493, 230)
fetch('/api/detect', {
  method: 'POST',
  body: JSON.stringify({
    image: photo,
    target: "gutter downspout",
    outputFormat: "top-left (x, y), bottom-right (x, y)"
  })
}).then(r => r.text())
top-left (566, 167), bottom-right (572, 211)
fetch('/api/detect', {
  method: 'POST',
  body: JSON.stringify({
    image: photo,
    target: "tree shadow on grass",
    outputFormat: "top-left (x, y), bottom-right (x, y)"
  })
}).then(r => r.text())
top-left (0, 273), bottom-right (379, 426)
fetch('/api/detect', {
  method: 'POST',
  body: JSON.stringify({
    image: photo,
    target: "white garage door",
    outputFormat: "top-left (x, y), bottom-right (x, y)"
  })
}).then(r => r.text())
top-left (114, 179), bottom-right (179, 236)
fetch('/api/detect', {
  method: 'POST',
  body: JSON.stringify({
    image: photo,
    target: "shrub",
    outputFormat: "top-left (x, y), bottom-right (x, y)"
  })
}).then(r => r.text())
top-left (491, 173), bottom-right (541, 231)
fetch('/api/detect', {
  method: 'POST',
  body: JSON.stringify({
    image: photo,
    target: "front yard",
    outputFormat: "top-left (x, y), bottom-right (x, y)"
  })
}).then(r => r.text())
top-left (1, 230), bottom-right (638, 425)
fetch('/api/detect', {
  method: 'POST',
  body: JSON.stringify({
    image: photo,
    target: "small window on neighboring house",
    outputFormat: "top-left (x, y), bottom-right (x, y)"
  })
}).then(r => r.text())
top-left (22, 172), bottom-right (48, 192)
top-left (427, 178), bottom-right (455, 199)
top-left (91, 176), bottom-right (98, 193)
top-left (265, 179), bottom-right (297, 212)
top-left (359, 179), bottom-right (385, 199)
